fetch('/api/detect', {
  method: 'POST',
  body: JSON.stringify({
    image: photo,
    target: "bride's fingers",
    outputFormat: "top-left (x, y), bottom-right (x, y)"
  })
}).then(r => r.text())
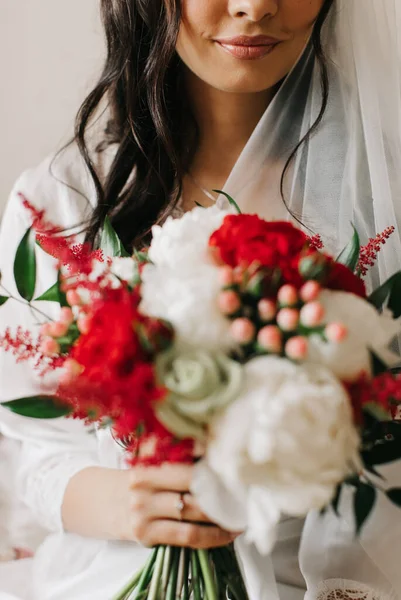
top-left (129, 464), bottom-right (193, 493)
top-left (141, 520), bottom-right (235, 550)
top-left (149, 492), bottom-right (211, 523)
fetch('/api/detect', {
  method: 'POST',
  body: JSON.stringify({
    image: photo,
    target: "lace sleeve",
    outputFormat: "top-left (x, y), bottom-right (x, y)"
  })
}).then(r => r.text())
top-left (316, 580), bottom-right (394, 600)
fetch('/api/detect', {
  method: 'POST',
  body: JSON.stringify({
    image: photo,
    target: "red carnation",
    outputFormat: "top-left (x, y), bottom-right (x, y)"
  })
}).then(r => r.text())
top-left (209, 215), bottom-right (309, 287)
top-left (325, 262), bottom-right (367, 298)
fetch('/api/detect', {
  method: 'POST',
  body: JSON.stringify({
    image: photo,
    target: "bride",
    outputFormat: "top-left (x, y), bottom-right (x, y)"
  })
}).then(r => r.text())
top-left (0, 1), bottom-right (400, 599)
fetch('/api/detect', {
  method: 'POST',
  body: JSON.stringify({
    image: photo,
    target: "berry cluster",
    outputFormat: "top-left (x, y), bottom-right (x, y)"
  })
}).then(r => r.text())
top-left (217, 266), bottom-right (348, 361)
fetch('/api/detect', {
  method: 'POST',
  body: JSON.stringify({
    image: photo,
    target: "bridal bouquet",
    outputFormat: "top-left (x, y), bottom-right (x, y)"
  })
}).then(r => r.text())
top-left (1, 194), bottom-right (401, 599)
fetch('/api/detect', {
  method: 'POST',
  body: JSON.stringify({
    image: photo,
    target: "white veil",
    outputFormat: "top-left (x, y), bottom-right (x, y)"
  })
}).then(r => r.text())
top-left (219, 0), bottom-right (401, 291)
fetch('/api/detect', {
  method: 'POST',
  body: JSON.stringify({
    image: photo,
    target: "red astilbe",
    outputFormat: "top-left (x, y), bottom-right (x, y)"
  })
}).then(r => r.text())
top-left (357, 227), bottom-right (395, 276)
top-left (307, 233), bottom-right (324, 251)
top-left (20, 194), bottom-right (104, 276)
top-left (19, 194), bottom-right (62, 235)
top-left (0, 327), bottom-right (64, 373)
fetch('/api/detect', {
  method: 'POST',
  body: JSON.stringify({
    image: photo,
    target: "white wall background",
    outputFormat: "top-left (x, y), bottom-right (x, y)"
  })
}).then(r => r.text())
top-left (0, 0), bottom-right (104, 212)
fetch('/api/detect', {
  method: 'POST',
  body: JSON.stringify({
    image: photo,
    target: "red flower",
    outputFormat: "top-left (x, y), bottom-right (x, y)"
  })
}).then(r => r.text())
top-left (325, 262), bottom-right (366, 298)
top-left (209, 215), bottom-right (309, 287)
top-left (59, 286), bottom-right (170, 440)
top-left (346, 372), bottom-right (401, 425)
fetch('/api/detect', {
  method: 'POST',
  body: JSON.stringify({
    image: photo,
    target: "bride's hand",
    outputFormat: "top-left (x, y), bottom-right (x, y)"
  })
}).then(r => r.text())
top-left (125, 464), bottom-right (236, 549)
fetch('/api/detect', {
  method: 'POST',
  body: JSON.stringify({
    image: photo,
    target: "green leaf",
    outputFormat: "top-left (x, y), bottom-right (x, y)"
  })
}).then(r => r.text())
top-left (336, 226), bottom-right (361, 273)
top-left (100, 216), bottom-right (129, 258)
top-left (194, 201), bottom-right (205, 208)
top-left (354, 482), bottom-right (376, 534)
top-left (331, 484), bottom-right (342, 516)
top-left (0, 295), bottom-right (9, 306)
top-left (363, 402), bottom-right (392, 422)
top-left (369, 271), bottom-right (401, 318)
top-left (35, 282), bottom-right (60, 303)
top-left (34, 271), bottom-right (68, 307)
top-left (2, 396), bottom-right (71, 419)
top-left (13, 227), bottom-right (37, 301)
top-left (362, 440), bottom-right (401, 466)
top-left (386, 488), bottom-right (401, 507)
top-left (213, 190), bottom-right (242, 214)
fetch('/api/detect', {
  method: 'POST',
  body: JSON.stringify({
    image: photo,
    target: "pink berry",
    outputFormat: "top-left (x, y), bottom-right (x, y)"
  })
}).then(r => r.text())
top-left (325, 322), bottom-right (348, 343)
top-left (49, 321), bottom-right (69, 338)
top-left (218, 266), bottom-right (235, 287)
top-left (218, 290), bottom-right (241, 315)
top-left (59, 307), bottom-right (74, 326)
top-left (66, 290), bottom-right (82, 307)
top-left (40, 323), bottom-right (52, 337)
top-left (285, 336), bottom-right (308, 360)
top-left (258, 299), bottom-right (276, 322)
top-left (77, 317), bottom-right (91, 335)
top-left (300, 302), bottom-right (325, 328)
top-left (276, 308), bottom-right (299, 332)
top-left (278, 285), bottom-right (298, 307)
top-left (257, 326), bottom-right (282, 353)
top-left (300, 281), bottom-right (321, 303)
top-left (230, 318), bottom-right (256, 345)
top-left (234, 268), bottom-right (244, 285)
top-left (59, 359), bottom-right (82, 385)
top-left (39, 338), bottom-right (60, 356)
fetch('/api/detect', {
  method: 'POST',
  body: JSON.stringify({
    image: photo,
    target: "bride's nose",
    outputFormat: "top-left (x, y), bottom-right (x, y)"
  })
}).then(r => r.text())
top-left (228, 0), bottom-right (278, 21)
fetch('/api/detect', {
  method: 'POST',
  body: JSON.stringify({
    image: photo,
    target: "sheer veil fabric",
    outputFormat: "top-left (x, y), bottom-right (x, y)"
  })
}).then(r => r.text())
top-left (218, 0), bottom-right (401, 291)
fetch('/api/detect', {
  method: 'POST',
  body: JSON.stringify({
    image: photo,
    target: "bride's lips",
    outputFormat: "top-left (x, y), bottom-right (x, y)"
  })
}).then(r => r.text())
top-left (214, 35), bottom-right (282, 60)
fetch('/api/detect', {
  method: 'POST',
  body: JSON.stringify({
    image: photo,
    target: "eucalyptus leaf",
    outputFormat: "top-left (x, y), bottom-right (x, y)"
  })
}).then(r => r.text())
top-left (100, 216), bottom-right (129, 258)
top-left (336, 226), bottom-right (360, 273)
top-left (369, 271), bottom-right (401, 317)
top-left (386, 488), bottom-right (401, 507)
top-left (213, 190), bottom-right (242, 214)
top-left (0, 295), bottom-right (9, 307)
top-left (2, 396), bottom-right (71, 419)
top-left (13, 227), bottom-right (37, 301)
top-left (353, 482), bottom-right (376, 534)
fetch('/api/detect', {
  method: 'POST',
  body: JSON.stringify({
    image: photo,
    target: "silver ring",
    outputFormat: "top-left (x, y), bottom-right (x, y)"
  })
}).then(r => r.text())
top-left (176, 493), bottom-right (185, 521)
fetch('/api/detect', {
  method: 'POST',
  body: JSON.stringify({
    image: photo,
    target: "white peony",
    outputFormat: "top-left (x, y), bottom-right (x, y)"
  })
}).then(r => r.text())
top-left (140, 264), bottom-right (235, 352)
top-left (148, 205), bottom-right (232, 269)
top-left (110, 257), bottom-right (139, 285)
top-left (307, 290), bottom-right (401, 381)
top-left (193, 356), bottom-right (360, 554)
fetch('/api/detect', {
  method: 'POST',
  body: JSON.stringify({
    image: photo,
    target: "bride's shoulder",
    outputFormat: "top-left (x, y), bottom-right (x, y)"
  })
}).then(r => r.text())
top-left (6, 140), bottom-right (116, 229)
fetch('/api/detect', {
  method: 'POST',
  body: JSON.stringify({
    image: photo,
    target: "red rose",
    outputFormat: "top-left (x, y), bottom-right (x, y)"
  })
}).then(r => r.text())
top-left (209, 215), bottom-right (309, 287)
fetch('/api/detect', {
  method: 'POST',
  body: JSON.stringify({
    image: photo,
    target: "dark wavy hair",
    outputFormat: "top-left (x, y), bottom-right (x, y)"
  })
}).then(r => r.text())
top-left (78, 0), bottom-right (335, 250)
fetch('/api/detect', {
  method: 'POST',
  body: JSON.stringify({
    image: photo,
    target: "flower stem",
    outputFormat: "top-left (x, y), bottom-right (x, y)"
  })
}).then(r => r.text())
top-left (180, 550), bottom-right (190, 600)
top-left (111, 565), bottom-right (145, 600)
top-left (197, 550), bottom-right (218, 600)
top-left (161, 545), bottom-right (173, 596)
top-left (129, 547), bottom-right (158, 599)
top-left (148, 546), bottom-right (166, 600)
top-left (166, 547), bottom-right (180, 600)
top-left (190, 551), bottom-right (202, 600)
top-left (176, 548), bottom-right (186, 597)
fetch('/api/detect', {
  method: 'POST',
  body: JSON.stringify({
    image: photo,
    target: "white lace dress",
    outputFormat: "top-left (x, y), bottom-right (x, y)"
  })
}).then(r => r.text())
top-left (0, 145), bottom-right (399, 600)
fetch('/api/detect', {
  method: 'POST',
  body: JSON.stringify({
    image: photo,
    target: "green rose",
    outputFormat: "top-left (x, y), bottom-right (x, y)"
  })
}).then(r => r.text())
top-left (155, 349), bottom-right (243, 440)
